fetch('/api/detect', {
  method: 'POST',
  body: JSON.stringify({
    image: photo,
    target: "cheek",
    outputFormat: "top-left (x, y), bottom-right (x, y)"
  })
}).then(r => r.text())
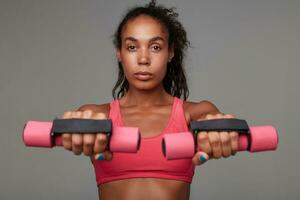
top-left (161, 66), bottom-right (168, 80)
top-left (120, 54), bottom-right (136, 74)
top-left (152, 56), bottom-right (168, 74)
top-left (151, 49), bottom-right (169, 66)
top-left (122, 53), bottom-right (135, 65)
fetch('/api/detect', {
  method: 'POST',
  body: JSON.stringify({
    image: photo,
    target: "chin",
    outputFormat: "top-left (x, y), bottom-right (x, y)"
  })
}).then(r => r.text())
top-left (135, 84), bottom-right (156, 91)
top-left (131, 80), bottom-right (160, 91)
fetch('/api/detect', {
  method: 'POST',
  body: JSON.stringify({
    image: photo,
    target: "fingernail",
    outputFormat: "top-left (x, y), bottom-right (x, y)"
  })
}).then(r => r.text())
top-left (199, 154), bottom-right (207, 163)
top-left (95, 153), bottom-right (105, 160)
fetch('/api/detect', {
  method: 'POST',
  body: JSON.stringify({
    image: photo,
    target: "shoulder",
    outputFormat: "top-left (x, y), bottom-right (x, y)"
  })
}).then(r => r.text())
top-left (77, 103), bottom-right (110, 117)
top-left (183, 100), bottom-right (222, 121)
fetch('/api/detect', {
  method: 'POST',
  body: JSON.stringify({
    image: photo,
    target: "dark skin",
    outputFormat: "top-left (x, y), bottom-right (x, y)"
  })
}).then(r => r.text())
top-left (61, 15), bottom-right (238, 200)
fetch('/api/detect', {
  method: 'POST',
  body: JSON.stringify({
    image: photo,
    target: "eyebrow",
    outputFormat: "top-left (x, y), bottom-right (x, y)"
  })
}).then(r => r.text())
top-left (124, 36), bottom-right (165, 43)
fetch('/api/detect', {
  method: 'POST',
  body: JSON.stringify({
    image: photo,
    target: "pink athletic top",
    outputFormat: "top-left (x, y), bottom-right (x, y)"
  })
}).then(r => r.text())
top-left (91, 97), bottom-right (195, 185)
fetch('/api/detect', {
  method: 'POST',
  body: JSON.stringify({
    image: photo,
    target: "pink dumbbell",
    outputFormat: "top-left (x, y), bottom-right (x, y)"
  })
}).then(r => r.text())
top-left (23, 119), bottom-right (141, 153)
top-left (162, 119), bottom-right (278, 160)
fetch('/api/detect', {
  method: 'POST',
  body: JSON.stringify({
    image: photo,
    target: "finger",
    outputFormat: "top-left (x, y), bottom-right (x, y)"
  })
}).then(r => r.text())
top-left (230, 131), bottom-right (239, 155)
top-left (61, 111), bottom-right (73, 119)
top-left (61, 111), bottom-right (72, 151)
top-left (94, 150), bottom-right (113, 161)
top-left (206, 113), bottom-right (223, 120)
top-left (208, 131), bottom-right (222, 159)
top-left (83, 134), bottom-right (95, 156)
top-left (93, 112), bottom-right (106, 120)
top-left (71, 111), bottom-right (83, 155)
top-left (197, 131), bottom-right (212, 156)
top-left (62, 133), bottom-right (72, 151)
top-left (192, 151), bottom-right (209, 166)
top-left (94, 133), bottom-right (108, 153)
top-left (215, 113), bottom-right (224, 119)
top-left (72, 111), bottom-right (82, 119)
top-left (82, 110), bottom-right (96, 156)
top-left (82, 109), bottom-right (94, 118)
top-left (93, 112), bottom-right (108, 153)
top-left (72, 134), bottom-right (83, 155)
top-left (205, 114), bottom-right (214, 120)
top-left (224, 114), bottom-right (236, 119)
top-left (220, 131), bottom-right (232, 158)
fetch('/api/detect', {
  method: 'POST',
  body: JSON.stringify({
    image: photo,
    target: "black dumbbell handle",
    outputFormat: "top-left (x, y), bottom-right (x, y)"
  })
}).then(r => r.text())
top-left (190, 119), bottom-right (250, 134)
top-left (52, 119), bottom-right (112, 135)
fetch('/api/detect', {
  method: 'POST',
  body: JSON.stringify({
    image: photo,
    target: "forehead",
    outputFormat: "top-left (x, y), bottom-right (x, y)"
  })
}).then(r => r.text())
top-left (121, 15), bottom-right (168, 41)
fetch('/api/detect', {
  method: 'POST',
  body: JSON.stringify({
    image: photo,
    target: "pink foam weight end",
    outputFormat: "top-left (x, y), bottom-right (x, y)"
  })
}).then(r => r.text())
top-left (109, 126), bottom-right (140, 153)
top-left (163, 132), bottom-right (195, 160)
top-left (23, 121), bottom-right (54, 147)
top-left (248, 126), bottom-right (278, 152)
top-left (238, 126), bottom-right (278, 152)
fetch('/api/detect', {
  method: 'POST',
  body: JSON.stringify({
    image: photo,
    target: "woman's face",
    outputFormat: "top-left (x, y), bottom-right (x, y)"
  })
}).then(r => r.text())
top-left (117, 15), bottom-right (174, 91)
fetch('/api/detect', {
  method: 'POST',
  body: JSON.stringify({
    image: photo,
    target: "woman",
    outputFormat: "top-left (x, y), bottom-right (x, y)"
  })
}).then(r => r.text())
top-left (61, 1), bottom-right (239, 199)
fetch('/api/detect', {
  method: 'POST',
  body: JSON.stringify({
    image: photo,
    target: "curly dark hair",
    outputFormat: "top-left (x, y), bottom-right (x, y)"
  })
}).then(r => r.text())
top-left (112, 0), bottom-right (190, 100)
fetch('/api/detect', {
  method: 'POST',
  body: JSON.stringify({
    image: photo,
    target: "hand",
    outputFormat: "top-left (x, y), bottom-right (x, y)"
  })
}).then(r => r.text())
top-left (192, 113), bottom-right (239, 165)
top-left (61, 110), bottom-right (112, 161)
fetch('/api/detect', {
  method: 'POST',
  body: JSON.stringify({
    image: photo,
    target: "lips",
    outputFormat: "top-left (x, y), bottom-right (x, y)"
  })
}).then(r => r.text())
top-left (134, 71), bottom-right (152, 81)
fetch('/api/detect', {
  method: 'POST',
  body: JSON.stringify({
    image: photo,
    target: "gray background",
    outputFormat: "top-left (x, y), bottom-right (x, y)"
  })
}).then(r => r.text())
top-left (1, 0), bottom-right (299, 199)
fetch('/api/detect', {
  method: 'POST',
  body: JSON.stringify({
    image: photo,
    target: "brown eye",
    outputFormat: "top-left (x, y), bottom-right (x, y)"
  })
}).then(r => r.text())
top-left (151, 45), bottom-right (161, 52)
top-left (127, 45), bottom-right (136, 51)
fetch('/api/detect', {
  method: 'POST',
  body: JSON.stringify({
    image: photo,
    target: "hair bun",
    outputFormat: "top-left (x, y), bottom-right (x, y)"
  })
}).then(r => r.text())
top-left (148, 0), bottom-right (156, 8)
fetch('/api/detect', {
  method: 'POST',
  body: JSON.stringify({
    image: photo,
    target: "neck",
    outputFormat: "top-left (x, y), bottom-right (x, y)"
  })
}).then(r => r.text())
top-left (120, 84), bottom-right (173, 108)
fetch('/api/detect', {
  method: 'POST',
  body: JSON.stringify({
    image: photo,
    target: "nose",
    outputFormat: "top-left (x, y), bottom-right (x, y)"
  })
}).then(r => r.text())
top-left (138, 48), bottom-right (150, 66)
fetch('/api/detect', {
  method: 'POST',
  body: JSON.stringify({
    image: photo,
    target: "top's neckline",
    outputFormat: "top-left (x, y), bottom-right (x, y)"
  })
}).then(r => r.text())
top-left (115, 97), bottom-right (177, 140)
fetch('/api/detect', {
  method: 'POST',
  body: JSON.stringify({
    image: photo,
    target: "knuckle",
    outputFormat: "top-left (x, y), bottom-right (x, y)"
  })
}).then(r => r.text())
top-left (83, 134), bottom-right (95, 143)
top-left (222, 138), bottom-right (231, 145)
top-left (220, 133), bottom-right (231, 144)
top-left (62, 133), bottom-right (71, 140)
top-left (62, 111), bottom-right (72, 118)
top-left (84, 109), bottom-right (94, 114)
top-left (83, 109), bottom-right (94, 118)
top-left (94, 112), bottom-right (106, 119)
top-left (70, 111), bottom-right (77, 118)
top-left (208, 132), bottom-right (219, 146)
top-left (97, 134), bottom-right (108, 144)
top-left (225, 114), bottom-right (235, 118)
top-left (73, 140), bottom-right (83, 148)
top-left (197, 132), bottom-right (207, 142)
top-left (210, 138), bottom-right (220, 147)
top-left (216, 113), bottom-right (223, 118)
top-left (230, 132), bottom-right (239, 140)
top-left (62, 135), bottom-right (72, 148)
top-left (74, 111), bottom-right (82, 118)
top-left (205, 114), bottom-right (213, 119)
top-left (84, 139), bottom-right (94, 147)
